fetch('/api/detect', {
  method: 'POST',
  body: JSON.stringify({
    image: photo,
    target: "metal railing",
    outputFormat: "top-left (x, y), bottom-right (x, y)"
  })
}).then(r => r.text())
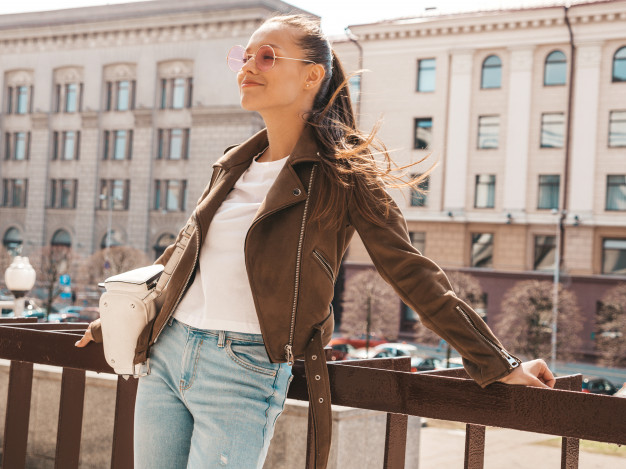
top-left (0, 319), bottom-right (624, 469)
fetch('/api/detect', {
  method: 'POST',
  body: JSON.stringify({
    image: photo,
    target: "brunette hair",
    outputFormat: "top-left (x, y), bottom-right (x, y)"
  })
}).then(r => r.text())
top-left (262, 14), bottom-right (432, 228)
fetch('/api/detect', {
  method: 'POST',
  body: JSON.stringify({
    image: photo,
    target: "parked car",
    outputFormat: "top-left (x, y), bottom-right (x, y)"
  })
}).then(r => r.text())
top-left (327, 341), bottom-right (358, 361)
top-left (47, 312), bottom-right (83, 323)
top-left (349, 343), bottom-right (426, 372)
top-left (614, 384), bottom-right (626, 398)
top-left (581, 377), bottom-right (618, 395)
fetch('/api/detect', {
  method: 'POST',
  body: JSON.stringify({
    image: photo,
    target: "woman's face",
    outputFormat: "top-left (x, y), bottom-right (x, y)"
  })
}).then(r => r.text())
top-left (237, 23), bottom-right (319, 116)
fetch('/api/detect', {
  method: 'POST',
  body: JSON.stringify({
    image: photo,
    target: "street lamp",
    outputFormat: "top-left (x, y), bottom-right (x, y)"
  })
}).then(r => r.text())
top-left (4, 256), bottom-right (36, 317)
top-left (99, 193), bottom-right (122, 273)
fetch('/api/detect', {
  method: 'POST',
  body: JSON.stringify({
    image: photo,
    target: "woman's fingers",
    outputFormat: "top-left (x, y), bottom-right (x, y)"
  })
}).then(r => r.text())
top-left (74, 327), bottom-right (93, 348)
top-left (497, 359), bottom-right (556, 388)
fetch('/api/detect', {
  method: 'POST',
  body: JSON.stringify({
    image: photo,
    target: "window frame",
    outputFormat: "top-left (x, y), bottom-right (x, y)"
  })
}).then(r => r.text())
top-left (608, 110), bottom-right (626, 148)
top-left (540, 113), bottom-right (565, 148)
top-left (481, 55), bottom-right (502, 90)
top-left (544, 50), bottom-right (567, 86)
top-left (416, 58), bottom-right (436, 92)
top-left (474, 174), bottom-right (496, 209)
top-left (413, 118), bottom-right (433, 150)
top-left (470, 232), bottom-right (494, 268)
top-left (606, 174), bottom-right (626, 211)
top-left (537, 174), bottom-right (561, 210)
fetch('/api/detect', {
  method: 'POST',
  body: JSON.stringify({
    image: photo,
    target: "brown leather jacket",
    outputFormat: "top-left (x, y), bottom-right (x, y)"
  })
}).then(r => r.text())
top-left (91, 125), bottom-right (520, 468)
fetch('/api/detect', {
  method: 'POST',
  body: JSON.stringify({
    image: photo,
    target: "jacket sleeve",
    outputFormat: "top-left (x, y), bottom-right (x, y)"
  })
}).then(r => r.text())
top-left (347, 185), bottom-right (521, 388)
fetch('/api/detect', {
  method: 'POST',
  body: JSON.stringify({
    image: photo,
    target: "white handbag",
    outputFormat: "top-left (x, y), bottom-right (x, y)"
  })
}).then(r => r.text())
top-left (98, 217), bottom-right (195, 378)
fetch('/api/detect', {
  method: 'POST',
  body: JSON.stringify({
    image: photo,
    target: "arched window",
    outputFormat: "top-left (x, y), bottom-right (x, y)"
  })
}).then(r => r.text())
top-left (3, 227), bottom-right (23, 256)
top-left (51, 229), bottom-right (71, 247)
top-left (613, 46), bottom-right (626, 82)
top-left (481, 55), bottom-right (502, 89)
top-left (154, 233), bottom-right (175, 260)
top-left (100, 229), bottom-right (125, 249)
top-left (544, 50), bottom-right (567, 86)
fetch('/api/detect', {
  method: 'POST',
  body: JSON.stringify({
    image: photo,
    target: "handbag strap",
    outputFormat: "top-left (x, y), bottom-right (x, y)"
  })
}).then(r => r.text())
top-left (144, 214), bottom-right (196, 304)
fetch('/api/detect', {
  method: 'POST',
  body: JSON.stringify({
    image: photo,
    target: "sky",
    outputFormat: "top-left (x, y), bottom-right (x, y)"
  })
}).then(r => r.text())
top-left (0, 0), bottom-right (581, 36)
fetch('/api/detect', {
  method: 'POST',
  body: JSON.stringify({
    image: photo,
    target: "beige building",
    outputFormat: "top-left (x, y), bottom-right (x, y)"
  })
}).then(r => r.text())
top-left (0, 0), bottom-right (308, 263)
top-left (333, 0), bottom-right (626, 355)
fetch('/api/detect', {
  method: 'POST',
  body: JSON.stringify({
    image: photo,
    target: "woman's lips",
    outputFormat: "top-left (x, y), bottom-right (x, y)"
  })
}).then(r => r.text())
top-left (241, 81), bottom-right (262, 88)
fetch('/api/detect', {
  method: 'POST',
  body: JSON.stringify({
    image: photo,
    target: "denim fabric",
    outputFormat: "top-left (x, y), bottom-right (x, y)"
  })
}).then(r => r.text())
top-left (134, 318), bottom-right (293, 469)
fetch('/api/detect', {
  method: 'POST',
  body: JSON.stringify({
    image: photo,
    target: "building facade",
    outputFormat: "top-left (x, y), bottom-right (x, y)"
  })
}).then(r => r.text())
top-left (333, 0), bottom-right (626, 356)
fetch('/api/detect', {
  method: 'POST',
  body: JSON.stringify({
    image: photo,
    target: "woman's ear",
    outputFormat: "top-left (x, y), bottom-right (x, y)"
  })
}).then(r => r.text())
top-left (305, 64), bottom-right (326, 90)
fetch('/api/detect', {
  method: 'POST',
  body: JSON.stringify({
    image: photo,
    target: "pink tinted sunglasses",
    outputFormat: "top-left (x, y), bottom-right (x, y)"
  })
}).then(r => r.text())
top-left (227, 44), bottom-right (316, 72)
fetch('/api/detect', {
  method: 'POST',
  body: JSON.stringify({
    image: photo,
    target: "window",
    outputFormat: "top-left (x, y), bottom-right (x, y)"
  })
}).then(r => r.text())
top-left (99, 179), bottom-right (130, 210)
top-left (477, 116), bottom-right (499, 149)
top-left (154, 233), bottom-right (175, 260)
top-left (471, 233), bottom-right (493, 268)
top-left (410, 174), bottom-right (429, 207)
top-left (103, 130), bottom-right (133, 160)
top-left (534, 235), bottom-right (556, 271)
top-left (51, 229), bottom-right (72, 248)
top-left (474, 175), bottom-right (496, 208)
top-left (157, 128), bottom-right (190, 160)
top-left (154, 179), bottom-right (188, 212)
top-left (52, 131), bottom-right (80, 161)
top-left (544, 50), bottom-right (567, 86)
top-left (538, 175), bottom-right (560, 210)
top-left (49, 179), bottom-right (78, 209)
top-left (101, 229), bottom-right (125, 249)
top-left (4, 132), bottom-right (31, 161)
top-left (540, 113), bottom-right (565, 148)
top-left (481, 55), bottom-right (501, 89)
top-left (348, 75), bottom-right (360, 107)
top-left (2, 227), bottom-right (23, 256)
top-left (409, 231), bottom-right (425, 254)
top-left (1, 178), bottom-right (28, 207)
top-left (413, 118), bottom-right (432, 150)
top-left (417, 58), bottom-right (435, 92)
top-left (160, 77), bottom-right (193, 109)
top-left (106, 80), bottom-right (136, 111)
top-left (609, 111), bottom-right (626, 147)
top-left (16, 86), bottom-right (29, 114)
top-left (65, 84), bottom-right (78, 112)
top-left (5, 85), bottom-right (33, 114)
top-left (606, 175), bottom-right (626, 211)
top-left (602, 239), bottom-right (626, 275)
top-left (612, 46), bottom-right (626, 83)
top-left (55, 82), bottom-right (83, 113)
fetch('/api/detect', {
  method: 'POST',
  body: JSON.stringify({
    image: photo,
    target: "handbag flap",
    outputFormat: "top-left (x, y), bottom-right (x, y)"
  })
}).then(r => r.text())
top-left (104, 264), bottom-right (164, 286)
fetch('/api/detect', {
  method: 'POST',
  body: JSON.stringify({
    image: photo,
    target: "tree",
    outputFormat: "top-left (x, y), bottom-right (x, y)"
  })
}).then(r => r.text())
top-left (493, 280), bottom-right (584, 361)
top-left (595, 283), bottom-right (626, 368)
top-left (32, 245), bottom-right (76, 316)
top-left (81, 246), bottom-right (151, 286)
top-left (341, 268), bottom-right (400, 350)
top-left (413, 270), bottom-right (484, 346)
top-left (0, 246), bottom-right (12, 290)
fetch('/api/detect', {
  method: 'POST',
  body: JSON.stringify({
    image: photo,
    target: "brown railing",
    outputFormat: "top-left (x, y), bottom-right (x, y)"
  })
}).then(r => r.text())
top-left (0, 319), bottom-right (625, 469)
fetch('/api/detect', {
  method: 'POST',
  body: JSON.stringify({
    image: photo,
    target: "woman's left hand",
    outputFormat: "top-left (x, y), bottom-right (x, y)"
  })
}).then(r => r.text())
top-left (497, 359), bottom-right (556, 389)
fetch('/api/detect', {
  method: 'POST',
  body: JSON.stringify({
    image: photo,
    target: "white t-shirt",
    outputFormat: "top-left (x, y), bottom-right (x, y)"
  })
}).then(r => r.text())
top-left (173, 153), bottom-right (288, 333)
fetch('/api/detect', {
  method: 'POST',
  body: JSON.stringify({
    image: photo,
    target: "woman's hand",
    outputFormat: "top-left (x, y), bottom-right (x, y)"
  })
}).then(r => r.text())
top-left (74, 325), bottom-right (94, 348)
top-left (497, 359), bottom-right (556, 389)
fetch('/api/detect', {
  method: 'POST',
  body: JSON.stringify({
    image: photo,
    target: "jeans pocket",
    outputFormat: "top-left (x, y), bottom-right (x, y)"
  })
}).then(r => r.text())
top-left (225, 339), bottom-right (279, 376)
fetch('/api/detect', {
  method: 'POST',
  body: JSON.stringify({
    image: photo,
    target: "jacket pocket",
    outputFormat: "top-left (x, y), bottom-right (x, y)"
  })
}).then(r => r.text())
top-left (312, 249), bottom-right (335, 283)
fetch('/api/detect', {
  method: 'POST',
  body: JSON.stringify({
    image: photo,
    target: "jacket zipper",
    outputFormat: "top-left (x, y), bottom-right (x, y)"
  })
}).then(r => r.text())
top-left (285, 165), bottom-right (317, 366)
top-left (454, 305), bottom-right (520, 369)
top-left (313, 249), bottom-right (335, 283)
top-left (152, 212), bottom-right (201, 344)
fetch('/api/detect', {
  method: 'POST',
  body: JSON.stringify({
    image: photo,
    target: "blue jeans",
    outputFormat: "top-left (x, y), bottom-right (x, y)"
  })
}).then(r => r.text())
top-left (134, 318), bottom-right (293, 468)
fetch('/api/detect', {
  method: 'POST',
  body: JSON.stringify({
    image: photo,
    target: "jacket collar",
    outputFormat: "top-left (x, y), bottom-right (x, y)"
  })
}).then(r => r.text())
top-left (214, 125), bottom-right (322, 170)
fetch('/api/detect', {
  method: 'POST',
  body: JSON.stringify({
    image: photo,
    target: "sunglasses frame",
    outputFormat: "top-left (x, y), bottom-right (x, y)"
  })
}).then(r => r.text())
top-left (227, 44), bottom-right (316, 72)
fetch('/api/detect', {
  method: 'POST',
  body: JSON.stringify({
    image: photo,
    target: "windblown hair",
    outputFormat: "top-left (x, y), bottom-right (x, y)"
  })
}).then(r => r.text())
top-left (263, 14), bottom-right (433, 228)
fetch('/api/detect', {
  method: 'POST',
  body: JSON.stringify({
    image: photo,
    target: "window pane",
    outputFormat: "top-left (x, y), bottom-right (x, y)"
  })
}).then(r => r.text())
top-left (117, 80), bottom-right (129, 111)
top-left (541, 113), bottom-right (565, 148)
top-left (478, 116), bottom-right (499, 149)
top-left (475, 174), bottom-right (495, 208)
top-left (603, 238), bottom-right (626, 274)
top-left (609, 111), bottom-right (626, 147)
top-left (166, 180), bottom-right (180, 211)
top-left (114, 130), bottom-right (127, 160)
top-left (481, 55), bottom-right (501, 89)
top-left (544, 51), bottom-right (567, 86)
top-left (160, 79), bottom-right (167, 109)
top-left (534, 235), bottom-right (556, 271)
top-left (60, 180), bottom-right (73, 208)
top-left (17, 86), bottom-right (28, 114)
top-left (14, 179), bottom-right (26, 207)
top-left (409, 231), bottom-right (425, 254)
top-left (606, 175), bottom-right (626, 211)
top-left (414, 118), bottom-right (432, 150)
top-left (65, 83), bottom-right (77, 112)
top-left (538, 175), bottom-right (560, 209)
top-left (15, 132), bottom-right (26, 160)
top-left (410, 174), bottom-right (429, 207)
top-left (417, 58), bottom-right (435, 92)
top-left (613, 47), bottom-right (626, 82)
top-left (112, 180), bottom-right (125, 209)
top-left (63, 132), bottom-right (75, 160)
top-left (471, 233), bottom-right (493, 268)
top-left (170, 129), bottom-right (183, 159)
top-left (154, 181), bottom-right (161, 210)
top-left (172, 78), bottom-right (186, 109)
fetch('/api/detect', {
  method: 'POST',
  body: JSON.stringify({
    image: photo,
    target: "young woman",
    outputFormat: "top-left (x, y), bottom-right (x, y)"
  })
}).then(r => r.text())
top-left (77, 14), bottom-right (555, 469)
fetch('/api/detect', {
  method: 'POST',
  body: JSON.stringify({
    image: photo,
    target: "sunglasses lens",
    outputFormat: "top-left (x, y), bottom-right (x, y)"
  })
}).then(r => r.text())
top-left (227, 46), bottom-right (246, 72)
top-left (255, 45), bottom-right (275, 71)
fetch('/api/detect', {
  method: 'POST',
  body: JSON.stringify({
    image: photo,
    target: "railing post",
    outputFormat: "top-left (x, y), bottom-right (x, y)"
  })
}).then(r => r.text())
top-left (559, 374), bottom-right (582, 469)
top-left (110, 376), bottom-right (138, 469)
top-left (55, 368), bottom-right (87, 469)
top-left (464, 424), bottom-right (486, 469)
top-left (2, 361), bottom-right (34, 469)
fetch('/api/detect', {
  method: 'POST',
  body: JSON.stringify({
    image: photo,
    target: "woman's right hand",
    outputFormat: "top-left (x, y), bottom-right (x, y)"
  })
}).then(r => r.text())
top-left (75, 324), bottom-right (94, 347)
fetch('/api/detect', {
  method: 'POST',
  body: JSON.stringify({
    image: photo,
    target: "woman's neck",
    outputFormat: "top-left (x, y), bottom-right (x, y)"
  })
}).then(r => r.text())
top-left (259, 113), bottom-right (306, 163)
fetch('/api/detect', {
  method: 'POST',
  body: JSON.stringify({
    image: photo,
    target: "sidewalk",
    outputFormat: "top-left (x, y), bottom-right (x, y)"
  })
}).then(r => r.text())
top-left (418, 420), bottom-right (624, 469)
